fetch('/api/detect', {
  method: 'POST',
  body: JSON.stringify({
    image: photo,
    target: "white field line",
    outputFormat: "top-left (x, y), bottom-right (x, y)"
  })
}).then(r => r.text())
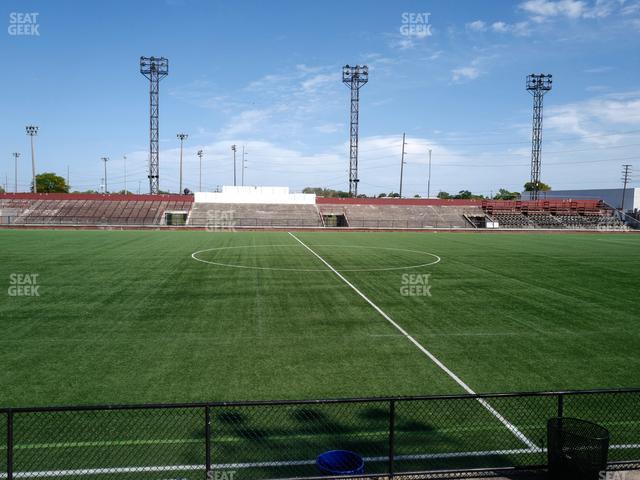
top-left (287, 232), bottom-right (538, 452)
top-left (2, 444), bottom-right (638, 478)
top-left (4, 444), bottom-right (639, 479)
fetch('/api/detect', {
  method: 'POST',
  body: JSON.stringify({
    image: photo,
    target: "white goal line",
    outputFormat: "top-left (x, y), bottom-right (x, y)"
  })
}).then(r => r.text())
top-left (287, 232), bottom-right (538, 452)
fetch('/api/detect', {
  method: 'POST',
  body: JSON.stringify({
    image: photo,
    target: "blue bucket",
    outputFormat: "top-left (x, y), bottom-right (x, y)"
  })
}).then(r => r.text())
top-left (316, 450), bottom-right (365, 476)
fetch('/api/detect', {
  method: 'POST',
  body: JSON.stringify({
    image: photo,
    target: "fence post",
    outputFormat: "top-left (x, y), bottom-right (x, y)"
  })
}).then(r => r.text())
top-left (7, 410), bottom-right (13, 480)
top-left (557, 394), bottom-right (564, 418)
top-left (388, 400), bottom-right (396, 478)
top-left (205, 405), bottom-right (212, 479)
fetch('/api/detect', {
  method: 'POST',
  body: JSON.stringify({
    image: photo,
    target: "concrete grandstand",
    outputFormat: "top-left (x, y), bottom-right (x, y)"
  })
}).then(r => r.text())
top-left (0, 187), bottom-right (631, 231)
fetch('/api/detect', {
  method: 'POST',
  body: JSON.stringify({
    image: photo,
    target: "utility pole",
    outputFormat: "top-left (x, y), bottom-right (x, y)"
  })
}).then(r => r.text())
top-left (66, 165), bottom-right (70, 191)
top-left (12, 153), bottom-right (20, 193)
top-left (123, 156), bottom-right (127, 194)
top-left (140, 56), bottom-right (169, 194)
top-left (101, 157), bottom-right (109, 193)
top-left (621, 164), bottom-right (632, 212)
top-left (526, 74), bottom-right (553, 200)
top-left (427, 149), bottom-right (432, 199)
top-left (242, 145), bottom-right (247, 186)
top-left (177, 133), bottom-right (188, 193)
top-left (138, 180), bottom-right (141, 195)
top-left (197, 150), bottom-right (204, 192)
top-left (231, 145), bottom-right (237, 186)
top-left (399, 133), bottom-right (406, 198)
top-left (342, 65), bottom-right (369, 197)
top-left (25, 125), bottom-right (38, 193)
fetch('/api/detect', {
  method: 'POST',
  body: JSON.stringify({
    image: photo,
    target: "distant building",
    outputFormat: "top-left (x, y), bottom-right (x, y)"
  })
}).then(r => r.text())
top-left (521, 188), bottom-right (640, 213)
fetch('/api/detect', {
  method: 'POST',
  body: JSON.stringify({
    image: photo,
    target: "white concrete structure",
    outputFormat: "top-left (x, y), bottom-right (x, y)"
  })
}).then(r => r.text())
top-left (194, 186), bottom-right (315, 205)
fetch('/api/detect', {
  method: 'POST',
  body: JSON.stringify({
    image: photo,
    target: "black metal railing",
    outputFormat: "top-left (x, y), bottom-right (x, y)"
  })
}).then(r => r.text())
top-left (1, 388), bottom-right (639, 479)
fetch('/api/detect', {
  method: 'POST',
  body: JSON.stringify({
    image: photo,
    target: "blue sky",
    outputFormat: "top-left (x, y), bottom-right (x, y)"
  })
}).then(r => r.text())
top-left (1, 0), bottom-right (639, 196)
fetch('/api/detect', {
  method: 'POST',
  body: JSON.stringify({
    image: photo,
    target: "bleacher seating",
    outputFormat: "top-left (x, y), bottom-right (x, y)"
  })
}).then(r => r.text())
top-left (1, 195), bottom-right (192, 226)
top-left (318, 204), bottom-right (483, 228)
top-left (482, 200), bottom-right (627, 231)
top-left (0, 194), bottom-right (630, 231)
top-left (187, 203), bottom-right (322, 227)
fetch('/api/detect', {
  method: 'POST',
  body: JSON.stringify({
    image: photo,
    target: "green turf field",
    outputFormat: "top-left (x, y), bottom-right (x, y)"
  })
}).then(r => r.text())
top-left (1, 229), bottom-right (640, 477)
top-left (1, 229), bottom-right (639, 407)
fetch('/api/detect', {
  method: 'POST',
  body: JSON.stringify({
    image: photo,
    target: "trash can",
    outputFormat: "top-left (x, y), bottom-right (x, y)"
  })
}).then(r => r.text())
top-left (316, 450), bottom-right (365, 476)
top-left (547, 417), bottom-right (610, 480)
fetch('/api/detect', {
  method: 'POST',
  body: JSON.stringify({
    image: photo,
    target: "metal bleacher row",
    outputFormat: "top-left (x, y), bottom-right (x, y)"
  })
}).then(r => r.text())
top-left (483, 200), bottom-right (627, 230)
top-left (0, 196), bottom-right (192, 226)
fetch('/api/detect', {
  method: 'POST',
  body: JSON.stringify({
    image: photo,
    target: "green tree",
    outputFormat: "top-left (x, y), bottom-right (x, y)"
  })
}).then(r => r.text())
top-left (34, 173), bottom-right (69, 193)
top-left (493, 188), bottom-right (521, 200)
top-left (455, 190), bottom-right (473, 199)
top-left (303, 187), bottom-right (351, 198)
top-left (0, 185), bottom-right (4, 194)
top-left (437, 191), bottom-right (451, 199)
top-left (524, 181), bottom-right (551, 192)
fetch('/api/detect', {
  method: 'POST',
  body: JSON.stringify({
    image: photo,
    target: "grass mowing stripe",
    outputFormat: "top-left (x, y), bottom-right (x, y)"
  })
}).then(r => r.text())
top-left (7, 416), bottom-right (640, 452)
top-left (287, 232), bottom-right (539, 452)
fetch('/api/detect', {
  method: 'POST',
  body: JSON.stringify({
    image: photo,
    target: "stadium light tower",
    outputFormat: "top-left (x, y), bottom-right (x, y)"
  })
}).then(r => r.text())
top-left (101, 157), bottom-right (109, 193)
top-left (197, 149), bottom-right (204, 192)
top-left (526, 74), bottom-right (553, 201)
top-left (231, 145), bottom-right (237, 186)
top-left (177, 133), bottom-right (188, 193)
top-left (342, 65), bottom-right (368, 197)
top-left (140, 56), bottom-right (169, 194)
top-left (25, 125), bottom-right (38, 193)
top-left (12, 152), bottom-right (20, 193)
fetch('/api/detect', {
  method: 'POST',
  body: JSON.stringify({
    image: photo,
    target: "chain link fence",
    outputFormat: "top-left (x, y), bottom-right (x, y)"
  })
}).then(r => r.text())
top-left (1, 389), bottom-right (638, 480)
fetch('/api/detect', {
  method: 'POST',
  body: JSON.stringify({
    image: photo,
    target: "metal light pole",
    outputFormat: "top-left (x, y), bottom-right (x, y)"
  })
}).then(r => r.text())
top-left (177, 133), bottom-right (188, 193)
top-left (231, 145), bottom-right (237, 186)
top-left (242, 145), bottom-right (247, 186)
top-left (101, 157), bottom-right (109, 193)
top-left (342, 65), bottom-right (368, 196)
top-left (526, 74), bottom-right (553, 200)
top-left (123, 155), bottom-right (127, 194)
top-left (621, 164), bottom-right (632, 212)
top-left (427, 149), bottom-right (432, 199)
top-left (25, 125), bottom-right (38, 193)
top-left (197, 149), bottom-right (204, 191)
top-left (12, 153), bottom-right (20, 193)
top-left (399, 133), bottom-right (406, 198)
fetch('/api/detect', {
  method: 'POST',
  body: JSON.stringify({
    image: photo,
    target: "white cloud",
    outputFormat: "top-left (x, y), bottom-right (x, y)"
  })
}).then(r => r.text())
top-left (301, 74), bottom-right (335, 93)
top-left (546, 91), bottom-right (640, 144)
top-left (451, 66), bottom-right (481, 82)
top-left (491, 21), bottom-right (532, 35)
top-left (520, 0), bottom-right (588, 21)
top-left (465, 19), bottom-right (530, 36)
top-left (466, 20), bottom-right (487, 32)
top-left (519, 0), bottom-right (619, 21)
top-left (219, 109), bottom-right (272, 137)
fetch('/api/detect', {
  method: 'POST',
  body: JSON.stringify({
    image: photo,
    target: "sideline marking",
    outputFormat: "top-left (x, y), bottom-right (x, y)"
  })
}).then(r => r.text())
top-left (3, 444), bottom-right (638, 477)
top-left (191, 244), bottom-right (441, 272)
top-left (288, 232), bottom-right (538, 451)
